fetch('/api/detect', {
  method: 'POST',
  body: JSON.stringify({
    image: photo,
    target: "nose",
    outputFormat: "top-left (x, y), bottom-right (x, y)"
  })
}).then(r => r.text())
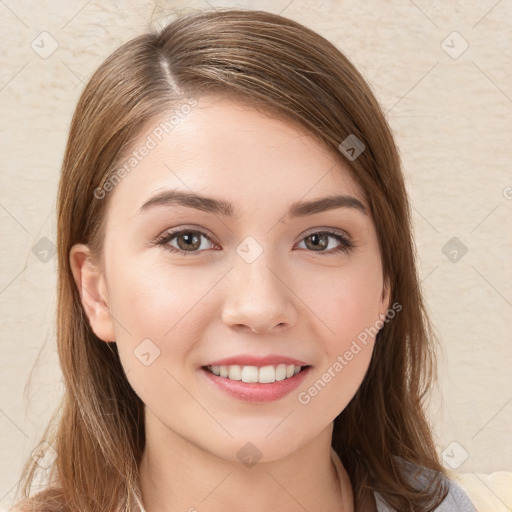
top-left (221, 256), bottom-right (298, 334)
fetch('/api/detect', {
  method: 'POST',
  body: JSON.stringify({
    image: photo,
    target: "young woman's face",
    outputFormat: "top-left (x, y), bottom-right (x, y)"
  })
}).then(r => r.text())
top-left (80, 95), bottom-right (390, 463)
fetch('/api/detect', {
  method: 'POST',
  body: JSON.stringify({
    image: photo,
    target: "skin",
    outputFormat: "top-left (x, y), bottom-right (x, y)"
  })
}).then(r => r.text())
top-left (70, 95), bottom-right (388, 512)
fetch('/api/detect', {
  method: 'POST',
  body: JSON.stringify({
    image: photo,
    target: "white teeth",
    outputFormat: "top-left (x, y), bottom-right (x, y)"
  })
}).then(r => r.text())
top-left (207, 364), bottom-right (304, 383)
top-left (275, 364), bottom-right (287, 381)
top-left (259, 365), bottom-right (276, 383)
top-left (241, 366), bottom-right (259, 383)
top-left (228, 365), bottom-right (241, 380)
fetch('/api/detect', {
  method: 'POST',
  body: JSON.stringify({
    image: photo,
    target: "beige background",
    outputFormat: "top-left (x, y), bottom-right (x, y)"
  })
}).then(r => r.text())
top-left (1, 0), bottom-right (511, 509)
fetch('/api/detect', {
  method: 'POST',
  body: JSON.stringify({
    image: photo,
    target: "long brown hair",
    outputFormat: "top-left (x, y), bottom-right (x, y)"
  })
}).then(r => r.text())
top-left (13, 9), bottom-right (448, 512)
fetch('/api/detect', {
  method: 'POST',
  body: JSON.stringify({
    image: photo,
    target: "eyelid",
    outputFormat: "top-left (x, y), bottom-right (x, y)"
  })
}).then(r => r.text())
top-left (299, 226), bottom-right (352, 241)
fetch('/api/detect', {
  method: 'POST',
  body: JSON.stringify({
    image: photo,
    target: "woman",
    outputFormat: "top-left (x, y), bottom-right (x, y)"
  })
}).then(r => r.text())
top-left (13, 9), bottom-right (476, 512)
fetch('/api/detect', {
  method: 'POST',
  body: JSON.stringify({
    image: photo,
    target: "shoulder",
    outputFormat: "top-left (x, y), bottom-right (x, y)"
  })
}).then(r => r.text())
top-left (439, 479), bottom-right (479, 512)
top-left (379, 456), bottom-right (477, 512)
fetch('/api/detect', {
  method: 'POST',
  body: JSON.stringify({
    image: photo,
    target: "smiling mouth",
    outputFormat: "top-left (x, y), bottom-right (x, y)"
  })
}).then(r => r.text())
top-left (202, 364), bottom-right (310, 384)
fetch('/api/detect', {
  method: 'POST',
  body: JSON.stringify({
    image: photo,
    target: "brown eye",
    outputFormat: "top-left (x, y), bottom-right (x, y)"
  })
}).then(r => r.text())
top-left (297, 231), bottom-right (353, 254)
top-left (175, 231), bottom-right (202, 251)
top-left (154, 229), bottom-right (215, 255)
top-left (304, 233), bottom-right (329, 251)
top-left (153, 228), bottom-right (353, 256)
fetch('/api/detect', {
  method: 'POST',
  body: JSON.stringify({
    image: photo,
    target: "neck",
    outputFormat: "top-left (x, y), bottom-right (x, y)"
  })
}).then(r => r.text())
top-left (137, 410), bottom-right (354, 512)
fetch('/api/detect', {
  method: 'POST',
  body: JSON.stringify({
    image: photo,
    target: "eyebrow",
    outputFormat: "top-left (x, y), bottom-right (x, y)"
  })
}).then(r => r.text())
top-left (138, 189), bottom-right (367, 218)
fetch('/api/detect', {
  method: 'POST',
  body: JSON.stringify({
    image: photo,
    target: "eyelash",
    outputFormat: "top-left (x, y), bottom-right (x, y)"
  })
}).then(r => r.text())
top-left (152, 228), bottom-right (354, 256)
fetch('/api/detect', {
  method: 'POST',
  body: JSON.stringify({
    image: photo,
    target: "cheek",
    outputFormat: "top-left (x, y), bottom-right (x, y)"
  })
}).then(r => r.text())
top-left (296, 343), bottom-right (374, 424)
top-left (304, 258), bottom-right (385, 346)
top-left (107, 258), bottom-right (220, 340)
top-left (293, 259), bottom-right (383, 415)
top-left (105, 258), bottom-right (225, 399)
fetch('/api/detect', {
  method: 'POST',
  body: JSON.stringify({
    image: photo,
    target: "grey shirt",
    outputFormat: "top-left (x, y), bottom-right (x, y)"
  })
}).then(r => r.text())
top-left (332, 450), bottom-right (477, 511)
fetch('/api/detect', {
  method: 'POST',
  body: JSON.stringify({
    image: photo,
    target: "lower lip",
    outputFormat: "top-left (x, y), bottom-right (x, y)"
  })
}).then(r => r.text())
top-left (200, 366), bottom-right (311, 403)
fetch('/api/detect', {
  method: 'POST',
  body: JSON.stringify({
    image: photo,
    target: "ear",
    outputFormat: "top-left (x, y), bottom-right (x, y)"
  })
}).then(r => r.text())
top-left (378, 275), bottom-right (391, 319)
top-left (69, 244), bottom-right (116, 342)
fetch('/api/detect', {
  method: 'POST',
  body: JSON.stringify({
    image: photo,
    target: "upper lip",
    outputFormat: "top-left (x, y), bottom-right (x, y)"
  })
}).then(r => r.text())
top-left (204, 354), bottom-right (309, 367)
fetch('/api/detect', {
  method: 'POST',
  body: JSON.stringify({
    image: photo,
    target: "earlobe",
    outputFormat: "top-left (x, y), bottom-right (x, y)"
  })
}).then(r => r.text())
top-left (69, 244), bottom-right (116, 342)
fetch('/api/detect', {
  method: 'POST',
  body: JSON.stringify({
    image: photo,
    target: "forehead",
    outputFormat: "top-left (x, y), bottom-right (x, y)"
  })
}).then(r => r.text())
top-left (105, 95), bottom-right (366, 220)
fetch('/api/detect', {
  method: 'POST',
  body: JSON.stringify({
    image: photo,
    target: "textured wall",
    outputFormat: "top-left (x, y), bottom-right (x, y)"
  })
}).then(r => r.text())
top-left (1, 0), bottom-right (511, 508)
